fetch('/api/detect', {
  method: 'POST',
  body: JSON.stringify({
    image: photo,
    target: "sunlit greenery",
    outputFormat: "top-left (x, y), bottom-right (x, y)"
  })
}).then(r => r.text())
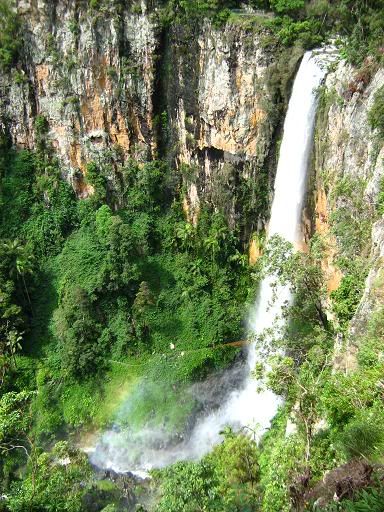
top-left (1, 0), bottom-right (384, 509)
top-left (0, 134), bottom-right (257, 508)
top-left (154, 429), bottom-right (261, 512)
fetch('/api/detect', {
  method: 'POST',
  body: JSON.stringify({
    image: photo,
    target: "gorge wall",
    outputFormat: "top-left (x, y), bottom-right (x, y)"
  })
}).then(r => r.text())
top-left (2, 0), bottom-right (159, 197)
top-left (1, 0), bottom-right (302, 240)
top-left (1, 0), bottom-right (383, 361)
top-left (310, 59), bottom-right (384, 369)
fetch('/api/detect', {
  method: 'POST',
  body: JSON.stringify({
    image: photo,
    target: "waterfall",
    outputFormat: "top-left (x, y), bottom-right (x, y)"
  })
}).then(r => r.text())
top-left (248, 49), bottom-right (331, 368)
top-left (89, 50), bottom-right (330, 474)
top-left (177, 50), bottom-right (330, 455)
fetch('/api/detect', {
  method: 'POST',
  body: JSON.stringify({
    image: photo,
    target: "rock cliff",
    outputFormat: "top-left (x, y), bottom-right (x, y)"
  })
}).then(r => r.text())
top-left (311, 59), bottom-right (384, 367)
top-left (1, 2), bottom-right (301, 238)
top-left (162, 21), bottom-right (304, 233)
top-left (2, 0), bottom-right (158, 196)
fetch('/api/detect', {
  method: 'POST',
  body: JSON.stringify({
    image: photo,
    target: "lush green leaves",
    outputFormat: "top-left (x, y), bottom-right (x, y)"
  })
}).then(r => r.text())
top-left (0, 0), bottom-right (20, 69)
top-left (155, 432), bottom-right (261, 512)
top-left (7, 442), bottom-right (91, 512)
top-left (0, 390), bottom-right (34, 453)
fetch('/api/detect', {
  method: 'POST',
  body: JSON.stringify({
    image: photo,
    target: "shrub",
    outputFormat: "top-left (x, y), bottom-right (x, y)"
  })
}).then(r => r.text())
top-left (376, 177), bottom-right (384, 215)
top-left (319, 487), bottom-right (384, 512)
top-left (368, 86), bottom-right (384, 137)
top-left (270, 0), bottom-right (305, 14)
top-left (155, 461), bottom-right (219, 512)
top-left (7, 442), bottom-right (92, 511)
top-left (331, 269), bottom-right (365, 329)
top-left (155, 432), bottom-right (261, 512)
top-left (89, 0), bottom-right (102, 9)
top-left (337, 415), bottom-right (384, 461)
top-left (34, 115), bottom-right (49, 137)
top-left (55, 286), bottom-right (105, 380)
top-left (0, 0), bottom-right (20, 70)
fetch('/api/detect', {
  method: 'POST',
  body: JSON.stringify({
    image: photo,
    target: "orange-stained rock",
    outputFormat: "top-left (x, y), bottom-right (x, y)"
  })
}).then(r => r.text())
top-left (315, 186), bottom-right (343, 293)
top-left (69, 141), bottom-right (84, 172)
top-left (80, 94), bottom-right (105, 132)
top-left (109, 111), bottom-right (130, 151)
top-left (249, 237), bottom-right (261, 265)
top-left (35, 64), bottom-right (50, 95)
top-left (250, 108), bottom-right (266, 129)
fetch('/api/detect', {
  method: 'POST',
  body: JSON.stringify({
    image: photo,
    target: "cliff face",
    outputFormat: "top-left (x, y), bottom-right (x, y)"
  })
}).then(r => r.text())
top-left (2, 0), bottom-right (158, 196)
top-left (1, 3), bottom-right (301, 238)
top-left (311, 60), bottom-right (384, 367)
top-left (165, 23), bottom-right (285, 228)
top-left (3, 2), bottom-right (383, 309)
top-left (163, 22), bottom-right (301, 231)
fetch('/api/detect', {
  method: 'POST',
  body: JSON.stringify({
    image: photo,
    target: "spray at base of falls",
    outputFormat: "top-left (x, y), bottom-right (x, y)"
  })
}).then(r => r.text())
top-left (89, 49), bottom-right (333, 475)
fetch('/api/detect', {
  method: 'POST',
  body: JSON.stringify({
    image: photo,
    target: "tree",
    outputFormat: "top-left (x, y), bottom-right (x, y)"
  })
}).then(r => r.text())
top-left (132, 281), bottom-right (155, 340)
top-left (265, 355), bottom-right (295, 397)
top-left (155, 460), bottom-right (219, 512)
top-left (174, 222), bottom-right (195, 252)
top-left (264, 234), bottom-right (329, 332)
top-left (208, 429), bottom-right (260, 498)
top-left (201, 213), bottom-right (234, 264)
top-left (105, 216), bottom-right (140, 291)
top-left (55, 287), bottom-right (104, 379)
top-left (0, 0), bottom-right (20, 69)
top-left (0, 281), bottom-right (23, 385)
top-left (155, 431), bottom-right (262, 512)
top-left (6, 442), bottom-right (91, 512)
top-left (0, 241), bottom-right (33, 384)
top-left (0, 390), bottom-right (34, 460)
top-left (2, 240), bottom-right (35, 312)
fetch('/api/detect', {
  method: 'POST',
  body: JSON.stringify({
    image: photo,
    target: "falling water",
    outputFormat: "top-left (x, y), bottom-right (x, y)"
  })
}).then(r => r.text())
top-left (89, 50), bottom-right (331, 474)
top-left (248, 49), bottom-right (333, 366)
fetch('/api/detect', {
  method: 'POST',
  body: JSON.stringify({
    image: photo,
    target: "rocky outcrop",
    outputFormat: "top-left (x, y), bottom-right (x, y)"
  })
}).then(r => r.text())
top-left (1, 0), bottom-right (158, 194)
top-left (350, 218), bottom-right (384, 336)
top-left (312, 59), bottom-right (384, 366)
top-left (317, 60), bottom-right (384, 187)
top-left (305, 459), bottom-right (374, 507)
top-left (165, 22), bottom-right (301, 232)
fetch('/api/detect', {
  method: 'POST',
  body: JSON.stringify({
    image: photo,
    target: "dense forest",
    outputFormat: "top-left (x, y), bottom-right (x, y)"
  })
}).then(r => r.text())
top-left (1, 0), bottom-right (384, 510)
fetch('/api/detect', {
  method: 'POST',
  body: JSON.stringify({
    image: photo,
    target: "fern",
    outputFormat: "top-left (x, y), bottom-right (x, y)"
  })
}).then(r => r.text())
top-left (315, 487), bottom-right (384, 512)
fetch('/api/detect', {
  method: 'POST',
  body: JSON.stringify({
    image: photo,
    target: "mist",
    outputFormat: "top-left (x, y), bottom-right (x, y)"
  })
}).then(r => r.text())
top-left (88, 50), bottom-right (331, 477)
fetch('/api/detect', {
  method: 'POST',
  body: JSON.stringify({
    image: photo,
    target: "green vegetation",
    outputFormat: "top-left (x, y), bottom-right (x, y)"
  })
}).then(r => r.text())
top-left (368, 86), bottom-right (384, 138)
top-left (156, 0), bottom-right (384, 62)
top-left (153, 230), bottom-right (384, 510)
top-left (0, 128), bottom-right (256, 508)
top-left (330, 267), bottom-right (366, 329)
top-left (6, 442), bottom-right (92, 512)
top-left (0, 0), bottom-right (20, 69)
top-left (327, 175), bottom-right (373, 330)
top-left (376, 177), bottom-right (384, 216)
top-left (321, 487), bottom-right (384, 512)
top-left (154, 429), bottom-right (261, 511)
top-left (1, 136), bottom-right (383, 509)
top-left (1, 0), bottom-right (383, 74)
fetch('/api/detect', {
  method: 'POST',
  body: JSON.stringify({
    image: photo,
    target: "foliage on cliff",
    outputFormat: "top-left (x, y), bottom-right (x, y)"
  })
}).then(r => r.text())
top-left (0, 0), bottom-right (20, 69)
top-left (2, 0), bottom-right (383, 74)
top-left (159, 0), bottom-right (384, 63)
top-left (0, 0), bottom-right (383, 510)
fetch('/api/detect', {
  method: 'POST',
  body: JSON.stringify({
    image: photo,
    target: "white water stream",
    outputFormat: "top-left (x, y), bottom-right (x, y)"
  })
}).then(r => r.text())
top-left (89, 50), bottom-right (331, 475)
